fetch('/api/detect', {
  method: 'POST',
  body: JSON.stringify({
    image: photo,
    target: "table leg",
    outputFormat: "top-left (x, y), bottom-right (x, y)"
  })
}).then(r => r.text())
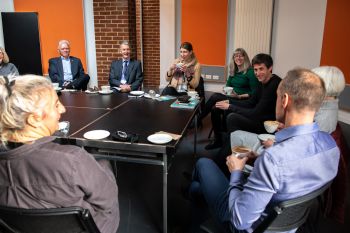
top-left (163, 153), bottom-right (168, 233)
top-left (194, 114), bottom-right (197, 156)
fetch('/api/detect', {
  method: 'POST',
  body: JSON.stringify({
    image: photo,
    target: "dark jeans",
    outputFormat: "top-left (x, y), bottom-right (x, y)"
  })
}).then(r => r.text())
top-left (189, 158), bottom-right (233, 233)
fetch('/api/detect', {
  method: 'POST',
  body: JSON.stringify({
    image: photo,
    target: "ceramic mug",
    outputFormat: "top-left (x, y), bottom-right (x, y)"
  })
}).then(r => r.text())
top-left (101, 85), bottom-right (111, 92)
top-left (187, 91), bottom-right (199, 99)
top-left (223, 86), bottom-right (233, 95)
top-left (52, 83), bottom-right (59, 89)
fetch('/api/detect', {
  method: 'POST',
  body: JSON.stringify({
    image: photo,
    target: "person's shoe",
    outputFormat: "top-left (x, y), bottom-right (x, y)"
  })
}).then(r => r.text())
top-left (204, 140), bottom-right (222, 150)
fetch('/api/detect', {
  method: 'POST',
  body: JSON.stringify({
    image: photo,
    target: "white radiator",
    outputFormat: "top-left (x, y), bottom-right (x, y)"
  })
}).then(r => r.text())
top-left (233, 0), bottom-right (274, 58)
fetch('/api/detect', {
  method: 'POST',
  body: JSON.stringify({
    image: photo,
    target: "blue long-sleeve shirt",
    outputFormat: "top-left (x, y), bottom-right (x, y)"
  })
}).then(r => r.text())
top-left (228, 123), bottom-right (340, 232)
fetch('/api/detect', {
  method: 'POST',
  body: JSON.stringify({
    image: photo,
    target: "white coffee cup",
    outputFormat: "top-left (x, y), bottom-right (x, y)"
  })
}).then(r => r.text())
top-left (176, 62), bottom-right (183, 68)
top-left (52, 83), bottom-right (59, 89)
top-left (231, 146), bottom-right (251, 159)
top-left (101, 85), bottom-right (110, 92)
top-left (58, 121), bottom-right (70, 137)
top-left (187, 91), bottom-right (199, 99)
top-left (223, 86), bottom-right (233, 95)
top-left (264, 120), bottom-right (279, 133)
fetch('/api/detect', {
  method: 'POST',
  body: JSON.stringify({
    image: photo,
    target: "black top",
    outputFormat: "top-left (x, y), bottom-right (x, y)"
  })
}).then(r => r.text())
top-left (228, 74), bottom-right (281, 122)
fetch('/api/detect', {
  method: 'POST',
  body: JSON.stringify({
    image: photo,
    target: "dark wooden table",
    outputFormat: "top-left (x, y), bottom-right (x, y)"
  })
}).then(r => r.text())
top-left (58, 91), bottom-right (200, 233)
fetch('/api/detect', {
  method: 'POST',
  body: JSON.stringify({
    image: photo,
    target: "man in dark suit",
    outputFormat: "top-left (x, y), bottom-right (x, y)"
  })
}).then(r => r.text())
top-left (48, 40), bottom-right (90, 90)
top-left (109, 41), bottom-right (143, 92)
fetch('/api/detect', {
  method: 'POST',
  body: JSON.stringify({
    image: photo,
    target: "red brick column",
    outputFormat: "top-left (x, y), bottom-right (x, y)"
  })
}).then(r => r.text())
top-left (93, 0), bottom-right (160, 87)
top-left (93, 0), bottom-right (136, 85)
top-left (140, 0), bottom-right (160, 87)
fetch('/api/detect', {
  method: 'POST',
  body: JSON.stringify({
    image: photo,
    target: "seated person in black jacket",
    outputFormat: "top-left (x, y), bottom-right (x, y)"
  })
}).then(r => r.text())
top-left (109, 41), bottom-right (143, 92)
top-left (205, 53), bottom-right (281, 150)
top-left (48, 40), bottom-right (90, 90)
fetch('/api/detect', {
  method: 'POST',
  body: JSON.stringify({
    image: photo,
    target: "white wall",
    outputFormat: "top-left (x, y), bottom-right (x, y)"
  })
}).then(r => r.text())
top-left (0, 0), bottom-right (15, 48)
top-left (160, 0), bottom-right (176, 88)
top-left (83, 0), bottom-right (98, 87)
top-left (166, 0), bottom-right (328, 92)
top-left (271, 0), bottom-right (328, 78)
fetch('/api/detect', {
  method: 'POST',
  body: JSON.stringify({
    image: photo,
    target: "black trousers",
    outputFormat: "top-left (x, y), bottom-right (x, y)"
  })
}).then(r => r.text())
top-left (210, 108), bottom-right (231, 141)
top-left (226, 113), bottom-right (266, 134)
top-left (211, 109), bottom-right (266, 138)
top-left (72, 74), bottom-right (90, 91)
top-left (200, 93), bottom-right (228, 120)
top-left (161, 86), bottom-right (187, 96)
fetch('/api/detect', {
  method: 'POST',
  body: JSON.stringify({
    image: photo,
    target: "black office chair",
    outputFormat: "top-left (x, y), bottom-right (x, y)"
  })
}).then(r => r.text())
top-left (200, 182), bottom-right (331, 233)
top-left (0, 206), bottom-right (101, 233)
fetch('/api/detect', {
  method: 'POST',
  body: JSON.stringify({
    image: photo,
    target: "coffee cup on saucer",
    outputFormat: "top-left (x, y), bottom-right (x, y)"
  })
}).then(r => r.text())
top-left (264, 120), bottom-right (279, 133)
top-left (52, 82), bottom-right (59, 89)
top-left (187, 91), bottom-right (199, 99)
top-left (101, 85), bottom-right (111, 93)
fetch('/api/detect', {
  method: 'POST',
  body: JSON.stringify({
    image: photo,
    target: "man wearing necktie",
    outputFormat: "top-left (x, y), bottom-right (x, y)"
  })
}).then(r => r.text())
top-left (109, 41), bottom-right (143, 92)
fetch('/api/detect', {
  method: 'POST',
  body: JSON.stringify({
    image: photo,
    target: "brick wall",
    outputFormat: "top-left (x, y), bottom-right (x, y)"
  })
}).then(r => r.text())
top-left (139, 0), bottom-right (160, 87)
top-left (93, 0), bottom-right (137, 85)
top-left (93, 0), bottom-right (160, 87)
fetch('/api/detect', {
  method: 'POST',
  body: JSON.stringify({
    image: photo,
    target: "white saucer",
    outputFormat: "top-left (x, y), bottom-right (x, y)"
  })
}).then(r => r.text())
top-left (130, 90), bottom-right (145, 96)
top-left (147, 133), bottom-right (172, 144)
top-left (85, 90), bottom-right (99, 94)
top-left (61, 89), bottom-right (78, 92)
top-left (144, 93), bottom-right (160, 99)
top-left (54, 87), bottom-right (62, 91)
top-left (83, 130), bottom-right (110, 140)
top-left (98, 90), bottom-right (113, 95)
top-left (258, 134), bottom-right (275, 141)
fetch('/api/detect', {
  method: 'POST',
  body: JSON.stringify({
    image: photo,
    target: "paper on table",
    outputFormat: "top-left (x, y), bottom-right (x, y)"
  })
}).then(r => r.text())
top-left (156, 95), bottom-right (177, 101)
top-left (112, 86), bottom-right (121, 91)
top-left (155, 131), bottom-right (181, 140)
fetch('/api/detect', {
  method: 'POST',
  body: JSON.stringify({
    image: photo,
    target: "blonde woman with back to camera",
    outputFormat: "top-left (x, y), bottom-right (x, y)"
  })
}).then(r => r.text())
top-left (0, 75), bottom-right (119, 233)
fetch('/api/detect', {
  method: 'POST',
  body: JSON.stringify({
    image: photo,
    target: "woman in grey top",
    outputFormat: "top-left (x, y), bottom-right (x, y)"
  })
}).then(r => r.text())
top-left (0, 75), bottom-right (119, 233)
top-left (0, 47), bottom-right (19, 76)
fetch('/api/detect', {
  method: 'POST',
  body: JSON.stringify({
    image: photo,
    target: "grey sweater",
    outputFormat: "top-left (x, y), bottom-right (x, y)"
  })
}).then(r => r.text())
top-left (0, 62), bottom-right (19, 76)
top-left (0, 136), bottom-right (119, 233)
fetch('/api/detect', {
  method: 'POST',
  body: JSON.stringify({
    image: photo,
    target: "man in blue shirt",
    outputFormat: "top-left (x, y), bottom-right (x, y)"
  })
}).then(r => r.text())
top-left (49, 40), bottom-right (90, 90)
top-left (189, 68), bottom-right (340, 232)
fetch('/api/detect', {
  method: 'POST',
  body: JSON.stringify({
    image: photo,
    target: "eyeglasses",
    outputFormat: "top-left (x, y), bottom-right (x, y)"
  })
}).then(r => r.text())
top-left (117, 131), bottom-right (127, 139)
top-left (234, 54), bottom-right (244, 58)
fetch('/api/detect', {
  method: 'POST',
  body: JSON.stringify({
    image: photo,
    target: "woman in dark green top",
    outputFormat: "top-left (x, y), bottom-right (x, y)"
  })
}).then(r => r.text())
top-left (226, 67), bottom-right (258, 98)
top-left (199, 48), bottom-right (259, 123)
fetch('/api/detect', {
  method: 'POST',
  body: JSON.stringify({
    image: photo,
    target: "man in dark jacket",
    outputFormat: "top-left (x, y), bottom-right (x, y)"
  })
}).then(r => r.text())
top-left (109, 41), bottom-right (143, 92)
top-left (48, 40), bottom-right (90, 90)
